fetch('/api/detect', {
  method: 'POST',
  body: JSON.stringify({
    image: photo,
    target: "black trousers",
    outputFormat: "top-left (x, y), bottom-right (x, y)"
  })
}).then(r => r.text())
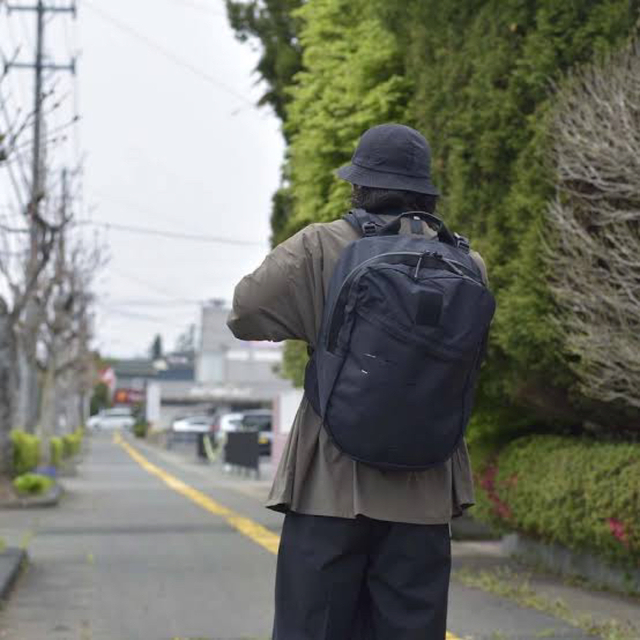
top-left (272, 512), bottom-right (451, 640)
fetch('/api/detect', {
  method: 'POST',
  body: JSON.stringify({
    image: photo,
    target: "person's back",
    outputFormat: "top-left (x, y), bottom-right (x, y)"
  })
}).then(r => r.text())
top-left (228, 124), bottom-right (491, 640)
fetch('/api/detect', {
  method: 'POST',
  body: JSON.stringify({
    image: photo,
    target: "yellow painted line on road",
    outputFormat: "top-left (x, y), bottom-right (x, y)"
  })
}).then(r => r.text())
top-left (114, 433), bottom-right (464, 640)
top-left (114, 433), bottom-right (279, 554)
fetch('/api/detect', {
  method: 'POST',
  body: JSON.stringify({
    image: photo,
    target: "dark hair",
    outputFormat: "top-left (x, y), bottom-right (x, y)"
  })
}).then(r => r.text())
top-left (351, 185), bottom-right (438, 214)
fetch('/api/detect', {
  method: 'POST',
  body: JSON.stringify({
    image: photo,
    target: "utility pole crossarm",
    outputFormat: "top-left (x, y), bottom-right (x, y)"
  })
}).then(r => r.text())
top-left (6, 4), bottom-right (76, 15)
top-left (5, 61), bottom-right (76, 73)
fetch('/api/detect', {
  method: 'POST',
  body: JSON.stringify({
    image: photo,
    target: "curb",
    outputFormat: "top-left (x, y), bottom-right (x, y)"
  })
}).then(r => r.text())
top-left (451, 513), bottom-right (499, 541)
top-left (0, 548), bottom-right (27, 601)
top-left (503, 533), bottom-right (640, 595)
top-left (0, 482), bottom-right (64, 510)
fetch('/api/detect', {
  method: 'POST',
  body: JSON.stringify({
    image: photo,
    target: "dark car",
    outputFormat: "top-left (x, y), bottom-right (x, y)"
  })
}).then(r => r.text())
top-left (240, 410), bottom-right (272, 456)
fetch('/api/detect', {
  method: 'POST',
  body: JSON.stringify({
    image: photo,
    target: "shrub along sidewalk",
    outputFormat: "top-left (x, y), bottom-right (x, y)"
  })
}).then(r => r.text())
top-left (472, 435), bottom-right (639, 587)
top-left (2, 428), bottom-right (85, 507)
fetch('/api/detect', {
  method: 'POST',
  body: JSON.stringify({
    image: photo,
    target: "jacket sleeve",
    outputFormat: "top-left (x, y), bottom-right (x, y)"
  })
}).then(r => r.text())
top-left (470, 250), bottom-right (489, 285)
top-left (227, 225), bottom-right (324, 344)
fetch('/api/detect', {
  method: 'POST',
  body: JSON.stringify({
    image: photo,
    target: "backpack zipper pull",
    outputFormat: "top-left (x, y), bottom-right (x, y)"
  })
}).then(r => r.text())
top-left (414, 252), bottom-right (428, 280)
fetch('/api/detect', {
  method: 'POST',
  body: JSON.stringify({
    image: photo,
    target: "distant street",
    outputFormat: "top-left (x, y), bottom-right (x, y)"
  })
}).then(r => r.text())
top-left (0, 433), bottom-right (591, 640)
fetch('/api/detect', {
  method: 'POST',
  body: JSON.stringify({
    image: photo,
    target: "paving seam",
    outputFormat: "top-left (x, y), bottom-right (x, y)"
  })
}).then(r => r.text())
top-left (114, 433), bottom-right (463, 640)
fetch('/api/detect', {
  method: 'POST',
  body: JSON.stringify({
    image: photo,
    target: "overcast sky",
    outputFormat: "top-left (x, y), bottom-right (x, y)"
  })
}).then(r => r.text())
top-left (1, 0), bottom-right (284, 359)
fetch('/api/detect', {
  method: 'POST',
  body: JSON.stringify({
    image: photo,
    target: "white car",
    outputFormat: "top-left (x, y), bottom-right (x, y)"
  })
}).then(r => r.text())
top-left (218, 412), bottom-right (244, 434)
top-left (88, 407), bottom-right (135, 430)
top-left (171, 415), bottom-right (216, 434)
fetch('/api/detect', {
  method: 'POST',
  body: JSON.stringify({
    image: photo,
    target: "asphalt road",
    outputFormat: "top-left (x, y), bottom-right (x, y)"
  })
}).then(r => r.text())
top-left (0, 432), bottom-right (592, 640)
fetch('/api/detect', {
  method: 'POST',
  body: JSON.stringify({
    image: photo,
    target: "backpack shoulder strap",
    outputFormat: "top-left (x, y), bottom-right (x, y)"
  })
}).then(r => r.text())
top-left (344, 208), bottom-right (471, 253)
top-left (453, 232), bottom-right (470, 254)
top-left (343, 209), bottom-right (383, 237)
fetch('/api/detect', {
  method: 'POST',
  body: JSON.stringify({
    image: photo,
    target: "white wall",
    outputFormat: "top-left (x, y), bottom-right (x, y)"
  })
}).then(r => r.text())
top-left (274, 389), bottom-right (304, 436)
top-left (145, 383), bottom-right (161, 426)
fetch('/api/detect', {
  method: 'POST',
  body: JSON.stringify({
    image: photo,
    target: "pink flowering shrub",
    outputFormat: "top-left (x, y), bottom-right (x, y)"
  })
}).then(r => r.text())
top-left (471, 435), bottom-right (639, 567)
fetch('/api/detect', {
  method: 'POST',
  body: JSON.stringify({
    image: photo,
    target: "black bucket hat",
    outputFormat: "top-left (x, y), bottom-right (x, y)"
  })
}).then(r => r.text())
top-left (337, 123), bottom-right (439, 196)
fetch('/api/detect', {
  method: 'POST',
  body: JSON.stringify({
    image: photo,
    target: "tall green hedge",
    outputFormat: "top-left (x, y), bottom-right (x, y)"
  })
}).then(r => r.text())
top-left (388, 0), bottom-right (640, 436)
top-left (228, 1), bottom-right (640, 439)
top-left (283, 0), bottom-right (413, 235)
top-left (474, 435), bottom-right (640, 567)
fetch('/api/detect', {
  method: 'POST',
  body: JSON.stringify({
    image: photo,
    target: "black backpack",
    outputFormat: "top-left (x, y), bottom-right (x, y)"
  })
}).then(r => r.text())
top-left (304, 209), bottom-right (496, 471)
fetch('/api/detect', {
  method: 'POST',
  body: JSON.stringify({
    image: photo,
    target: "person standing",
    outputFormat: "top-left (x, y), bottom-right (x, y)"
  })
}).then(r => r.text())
top-left (228, 123), bottom-right (492, 640)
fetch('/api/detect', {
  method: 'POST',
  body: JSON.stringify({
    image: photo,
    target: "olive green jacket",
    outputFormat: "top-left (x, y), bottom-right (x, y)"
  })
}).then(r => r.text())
top-left (228, 216), bottom-right (487, 524)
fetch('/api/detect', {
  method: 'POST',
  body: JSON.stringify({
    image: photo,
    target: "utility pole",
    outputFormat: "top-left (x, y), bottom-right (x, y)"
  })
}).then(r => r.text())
top-left (5, 1), bottom-right (76, 226)
top-left (4, 1), bottom-right (76, 434)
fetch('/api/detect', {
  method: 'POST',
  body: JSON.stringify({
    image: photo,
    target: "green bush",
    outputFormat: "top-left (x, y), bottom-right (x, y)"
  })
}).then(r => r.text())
top-left (61, 429), bottom-right (83, 458)
top-left (13, 473), bottom-right (53, 496)
top-left (90, 381), bottom-right (111, 416)
top-left (50, 437), bottom-right (63, 468)
top-left (10, 430), bottom-right (41, 477)
top-left (282, 0), bottom-right (412, 239)
top-left (133, 420), bottom-right (149, 439)
top-left (473, 435), bottom-right (640, 567)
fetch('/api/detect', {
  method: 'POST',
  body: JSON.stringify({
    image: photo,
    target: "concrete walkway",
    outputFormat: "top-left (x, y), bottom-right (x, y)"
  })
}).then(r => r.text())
top-left (0, 431), bottom-right (636, 639)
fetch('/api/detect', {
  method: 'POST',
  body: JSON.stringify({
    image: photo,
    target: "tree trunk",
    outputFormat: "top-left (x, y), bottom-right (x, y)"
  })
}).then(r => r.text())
top-left (14, 299), bottom-right (43, 433)
top-left (38, 339), bottom-right (58, 464)
top-left (15, 318), bottom-right (41, 434)
top-left (0, 302), bottom-right (16, 478)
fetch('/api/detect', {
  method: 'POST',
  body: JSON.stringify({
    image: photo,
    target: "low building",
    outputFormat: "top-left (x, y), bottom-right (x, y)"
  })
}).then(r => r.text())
top-left (195, 300), bottom-right (292, 404)
top-left (110, 300), bottom-right (292, 430)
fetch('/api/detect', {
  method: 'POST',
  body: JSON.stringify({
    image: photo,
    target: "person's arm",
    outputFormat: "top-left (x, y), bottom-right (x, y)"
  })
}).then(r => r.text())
top-left (227, 225), bottom-right (323, 344)
top-left (470, 250), bottom-right (489, 285)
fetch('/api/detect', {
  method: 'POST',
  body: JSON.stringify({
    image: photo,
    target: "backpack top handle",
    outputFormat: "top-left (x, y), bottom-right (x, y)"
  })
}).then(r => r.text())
top-left (377, 210), bottom-right (458, 247)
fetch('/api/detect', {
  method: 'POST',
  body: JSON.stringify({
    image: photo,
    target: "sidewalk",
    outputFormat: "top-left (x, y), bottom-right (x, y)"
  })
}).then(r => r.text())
top-left (452, 541), bottom-right (640, 639)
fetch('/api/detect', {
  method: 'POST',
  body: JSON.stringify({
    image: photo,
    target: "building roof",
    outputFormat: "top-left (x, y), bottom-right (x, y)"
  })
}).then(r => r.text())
top-left (113, 357), bottom-right (195, 382)
top-left (156, 366), bottom-right (195, 382)
top-left (112, 359), bottom-right (156, 378)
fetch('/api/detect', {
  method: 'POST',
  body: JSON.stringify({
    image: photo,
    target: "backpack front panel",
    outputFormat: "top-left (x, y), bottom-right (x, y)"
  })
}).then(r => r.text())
top-left (322, 258), bottom-right (494, 469)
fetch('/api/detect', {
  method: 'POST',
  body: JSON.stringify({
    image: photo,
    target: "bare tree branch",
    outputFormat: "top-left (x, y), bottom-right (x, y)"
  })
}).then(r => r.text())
top-left (545, 40), bottom-right (640, 412)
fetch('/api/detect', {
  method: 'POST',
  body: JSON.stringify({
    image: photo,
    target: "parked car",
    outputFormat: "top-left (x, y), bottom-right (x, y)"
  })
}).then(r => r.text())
top-left (167, 414), bottom-right (218, 448)
top-left (217, 412), bottom-right (244, 434)
top-left (171, 415), bottom-right (217, 434)
top-left (213, 409), bottom-right (273, 456)
top-left (216, 409), bottom-right (273, 456)
top-left (240, 410), bottom-right (273, 456)
top-left (87, 407), bottom-right (135, 430)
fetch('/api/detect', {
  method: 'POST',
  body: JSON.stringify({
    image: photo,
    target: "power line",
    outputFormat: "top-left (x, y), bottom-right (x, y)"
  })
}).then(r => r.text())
top-left (89, 189), bottom-right (203, 233)
top-left (166, 0), bottom-right (226, 17)
top-left (101, 299), bottom-right (203, 307)
top-left (79, 219), bottom-right (265, 247)
top-left (82, 1), bottom-right (255, 107)
top-left (110, 265), bottom-right (192, 300)
top-left (98, 303), bottom-right (195, 329)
